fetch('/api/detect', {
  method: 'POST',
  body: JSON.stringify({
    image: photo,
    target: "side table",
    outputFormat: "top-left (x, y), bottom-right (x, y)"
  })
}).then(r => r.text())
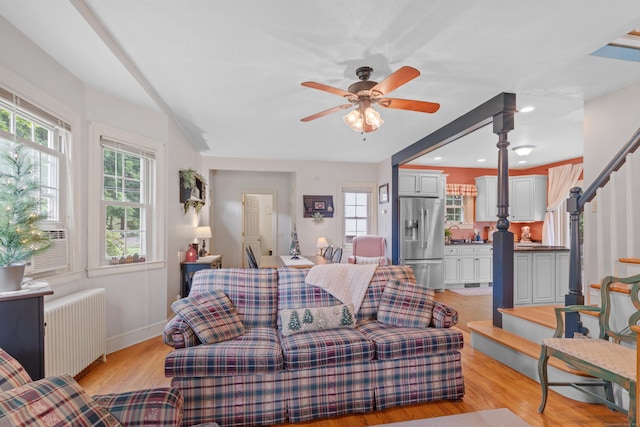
top-left (0, 287), bottom-right (53, 380)
top-left (180, 255), bottom-right (222, 297)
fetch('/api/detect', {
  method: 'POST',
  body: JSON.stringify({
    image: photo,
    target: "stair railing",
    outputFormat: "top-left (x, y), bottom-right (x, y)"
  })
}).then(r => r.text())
top-left (565, 126), bottom-right (640, 337)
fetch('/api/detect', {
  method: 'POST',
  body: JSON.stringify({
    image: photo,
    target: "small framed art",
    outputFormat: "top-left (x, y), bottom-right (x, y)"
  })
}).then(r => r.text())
top-left (379, 183), bottom-right (389, 204)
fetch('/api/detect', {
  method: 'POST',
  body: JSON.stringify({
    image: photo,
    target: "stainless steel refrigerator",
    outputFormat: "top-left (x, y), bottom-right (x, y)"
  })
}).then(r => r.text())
top-left (399, 197), bottom-right (445, 291)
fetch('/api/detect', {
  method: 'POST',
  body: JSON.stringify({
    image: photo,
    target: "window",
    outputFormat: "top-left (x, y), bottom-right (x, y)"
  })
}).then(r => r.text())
top-left (102, 140), bottom-right (152, 262)
top-left (343, 187), bottom-right (372, 245)
top-left (445, 184), bottom-right (477, 227)
top-left (445, 195), bottom-right (464, 223)
top-left (0, 92), bottom-right (69, 227)
top-left (88, 123), bottom-right (165, 274)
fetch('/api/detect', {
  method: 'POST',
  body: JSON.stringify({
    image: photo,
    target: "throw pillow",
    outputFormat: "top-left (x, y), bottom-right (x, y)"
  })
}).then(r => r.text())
top-left (0, 348), bottom-right (32, 391)
top-left (377, 280), bottom-right (435, 328)
top-left (280, 304), bottom-right (356, 336)
top-left (355, 256), bottom-right (382, 265)
top-left (0, 374), bottom-right (121, 426)
top-left (171, 290), bottom-right (245, 344)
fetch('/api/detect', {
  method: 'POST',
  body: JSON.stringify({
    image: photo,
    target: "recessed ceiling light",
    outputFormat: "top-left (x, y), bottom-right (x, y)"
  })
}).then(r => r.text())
top-left (433, 156), bottom-right (442, 160)
top-left (518, 160), bottom-right (527, 164)
top-left (477, 158), bottom-right (486, 163)
top-left (520, 106), bottom-right (535, 113)
top-left (512, 145), bottom-right (535, 156)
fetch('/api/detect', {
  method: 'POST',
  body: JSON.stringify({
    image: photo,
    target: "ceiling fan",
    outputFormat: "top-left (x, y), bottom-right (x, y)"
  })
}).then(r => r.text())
top-left (300, 66), bottom-right (440, 133)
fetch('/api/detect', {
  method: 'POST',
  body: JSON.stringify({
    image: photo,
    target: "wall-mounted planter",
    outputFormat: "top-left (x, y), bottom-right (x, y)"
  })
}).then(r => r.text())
top-left (303, 195), bottom-right (334, 218)
top-left (180, 169), bottom-right (206, 214)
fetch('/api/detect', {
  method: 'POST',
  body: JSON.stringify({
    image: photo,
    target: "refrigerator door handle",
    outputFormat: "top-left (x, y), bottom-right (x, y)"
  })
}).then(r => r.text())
top-left (425, 208), bottom-right (430, 248)
top-left (419, 208), bottom-right (425, 249)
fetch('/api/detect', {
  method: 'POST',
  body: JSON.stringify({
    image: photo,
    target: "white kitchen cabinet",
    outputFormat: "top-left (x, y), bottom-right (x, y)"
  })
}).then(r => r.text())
top-left (474, 174), bottom-right (547, 223)
top-left (555, 251), bottom-right (570, 302)
top-left (398, 170), bottom-right (444, 197)
top-left (514, 252), bottom-right (533, 305)
top-left (444, 244), bottom-right (493, 287)
top-left (514, 250), bottom-right (570, 306)
top-left (444, 247), bottom-right (460, 285)
top-left (532, 252), bottom-right (556, 304)
top-left (510, 175), bottom-right (547, 222)
top-left (475, 176), bottom-right (498, 222)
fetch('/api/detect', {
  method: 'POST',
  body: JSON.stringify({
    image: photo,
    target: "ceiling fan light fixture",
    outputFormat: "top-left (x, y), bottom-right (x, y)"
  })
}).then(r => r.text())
top-left (343, 107), bottom-right (383, 132)
top-left (512, 145), bottom-right (535, 156)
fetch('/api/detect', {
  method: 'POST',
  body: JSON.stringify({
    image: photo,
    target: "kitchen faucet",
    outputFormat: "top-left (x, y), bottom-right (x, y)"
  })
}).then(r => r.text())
top-left (447, 225), bottom-right (461, 235)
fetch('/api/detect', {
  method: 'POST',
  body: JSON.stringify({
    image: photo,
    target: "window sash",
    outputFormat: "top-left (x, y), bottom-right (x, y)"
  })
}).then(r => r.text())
top-left (343, 189), bottom-right (371, 245)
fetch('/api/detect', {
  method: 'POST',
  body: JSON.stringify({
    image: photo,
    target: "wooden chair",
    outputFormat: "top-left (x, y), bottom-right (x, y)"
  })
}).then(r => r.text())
top-left (246, 247), bottom-right (258, 268)
top-left (538, 274), bottom-right (640, 426)
top-left (323, 245), bottom-right (334, 261)
top-left (331, 247), bottom-right (343, 263)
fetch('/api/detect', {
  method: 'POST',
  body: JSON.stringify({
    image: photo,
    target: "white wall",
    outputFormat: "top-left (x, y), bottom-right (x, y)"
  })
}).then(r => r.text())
top-left (204, 157), bottom-right (381, 267)
top-left (0, 16), bottom-right (201, 353)
top-left (583, 80), bottom-right (640, 288)
top-left (377, 157), bottom-right (393, 262)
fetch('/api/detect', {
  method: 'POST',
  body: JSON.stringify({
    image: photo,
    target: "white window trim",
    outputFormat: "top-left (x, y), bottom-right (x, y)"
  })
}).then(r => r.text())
top-left (340, 183), bottom-right (376, 249)
top-left (87, 122), bottom-right (165, 277)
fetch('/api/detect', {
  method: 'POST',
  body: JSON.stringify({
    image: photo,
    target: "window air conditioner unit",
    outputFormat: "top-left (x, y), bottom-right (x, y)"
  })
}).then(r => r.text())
top-left (25, 228), bottom-right (69, 275)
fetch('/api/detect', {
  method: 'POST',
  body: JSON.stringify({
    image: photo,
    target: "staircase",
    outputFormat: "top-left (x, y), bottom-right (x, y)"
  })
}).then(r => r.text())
top-left (468, 259), bottom-right (639, 411)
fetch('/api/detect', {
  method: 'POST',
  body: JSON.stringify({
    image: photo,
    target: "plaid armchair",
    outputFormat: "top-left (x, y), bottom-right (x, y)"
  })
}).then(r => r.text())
top-left (0, 348), bottom-right (218, 427)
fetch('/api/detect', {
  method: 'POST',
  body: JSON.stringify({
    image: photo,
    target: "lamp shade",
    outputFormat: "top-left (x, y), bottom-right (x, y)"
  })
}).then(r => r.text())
top-left (196, 226), bottom-right (212, 239)
top-left (316, 237), bottom-right (329, 249)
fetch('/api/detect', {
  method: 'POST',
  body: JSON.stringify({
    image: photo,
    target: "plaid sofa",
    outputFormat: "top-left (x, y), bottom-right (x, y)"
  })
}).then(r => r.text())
top-left (163, 266), bottom-right (464, 427)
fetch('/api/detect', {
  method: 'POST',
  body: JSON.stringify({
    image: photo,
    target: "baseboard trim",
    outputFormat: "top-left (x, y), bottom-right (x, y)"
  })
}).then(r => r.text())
top-left (106, 320), bottom-right (166, 354)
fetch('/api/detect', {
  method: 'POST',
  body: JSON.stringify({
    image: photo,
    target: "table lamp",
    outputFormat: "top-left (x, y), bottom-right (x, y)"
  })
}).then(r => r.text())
top-left (316, 237), bottom-right (329, 256)
top-left (196, 226), bottom-right (212, 258)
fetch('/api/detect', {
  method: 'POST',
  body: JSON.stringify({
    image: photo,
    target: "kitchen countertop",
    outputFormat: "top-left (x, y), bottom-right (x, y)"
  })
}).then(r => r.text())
top-left (445, 242), bottom-right (569, 251)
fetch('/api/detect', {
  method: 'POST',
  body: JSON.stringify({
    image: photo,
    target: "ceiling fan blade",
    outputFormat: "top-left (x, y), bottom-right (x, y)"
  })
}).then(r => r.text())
top-left (378, 98), bottom-right (440, 113)
top-left (370, 66), bottom-right (420, 96)
top-left (301, 81), bottom-right (355, 99)
top-left (301, 104), bottom-right (353, 122)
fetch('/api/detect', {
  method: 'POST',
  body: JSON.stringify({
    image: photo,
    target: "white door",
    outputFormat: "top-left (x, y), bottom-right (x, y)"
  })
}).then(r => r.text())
top-left (243, 194), bottom-right (261, 266)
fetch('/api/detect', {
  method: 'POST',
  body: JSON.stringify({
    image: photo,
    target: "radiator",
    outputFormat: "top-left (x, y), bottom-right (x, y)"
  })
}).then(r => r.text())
top-left (44, 288), bottom-right (107, 377)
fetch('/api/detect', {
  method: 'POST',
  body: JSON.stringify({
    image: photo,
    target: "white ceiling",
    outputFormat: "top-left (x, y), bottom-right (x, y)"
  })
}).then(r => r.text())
top-left (2, 1), bottom-right (640, 168)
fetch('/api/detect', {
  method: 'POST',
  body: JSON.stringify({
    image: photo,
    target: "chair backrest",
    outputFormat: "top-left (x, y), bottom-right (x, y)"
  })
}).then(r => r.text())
top-left (246, 247), bottom-right (258, 268)
top-left (352, 235), bottom-right (386, 258)
top-left (324, 245), bottom-right (334, 260)
top-left (332, 246), bottom-right (343, 263)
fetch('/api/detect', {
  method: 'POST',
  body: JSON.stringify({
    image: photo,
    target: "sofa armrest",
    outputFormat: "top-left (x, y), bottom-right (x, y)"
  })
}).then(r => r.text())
top-left (347, 256), bottom-right (356, 264)
top-left (163, 315), bottom-right (201, 349)
top-left (430, 301), bottom-right (458, 328)
top-left (92, 388), bottom-right (183, 427)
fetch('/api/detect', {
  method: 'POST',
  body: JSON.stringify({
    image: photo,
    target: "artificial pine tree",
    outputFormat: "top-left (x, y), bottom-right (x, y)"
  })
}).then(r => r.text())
top-left (0, 142), bottom-right (51, 267)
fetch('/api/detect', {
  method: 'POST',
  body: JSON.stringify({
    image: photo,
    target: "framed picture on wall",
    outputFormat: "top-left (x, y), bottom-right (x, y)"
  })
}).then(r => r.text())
top-left (314, 201), bottom-right (326, 210)
top-left (379, 183), bottom-right (389, 204)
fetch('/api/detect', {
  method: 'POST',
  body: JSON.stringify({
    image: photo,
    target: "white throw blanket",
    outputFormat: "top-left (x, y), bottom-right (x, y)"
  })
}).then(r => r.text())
top-left (304, 263), bottom-right (378, 314)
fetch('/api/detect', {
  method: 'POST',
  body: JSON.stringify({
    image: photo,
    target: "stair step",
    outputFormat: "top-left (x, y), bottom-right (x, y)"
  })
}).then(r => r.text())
top-left (590, 282), bottom-right (632, 294)
top-left (498, 305), bottom-right (560, 330)
top-left (468, 319), bottom-right (591, 377)
top-left (619, 257), bottom-right (640, 265)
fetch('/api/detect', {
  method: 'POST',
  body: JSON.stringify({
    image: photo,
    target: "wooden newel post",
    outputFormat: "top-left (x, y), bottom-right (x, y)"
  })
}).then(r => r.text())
top-left (492, 129), bottom-right (514, 328)
top-left (565, 186), bottom-right (586, 337)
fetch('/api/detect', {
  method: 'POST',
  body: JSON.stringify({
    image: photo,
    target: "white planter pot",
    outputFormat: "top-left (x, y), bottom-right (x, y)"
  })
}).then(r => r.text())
top-left (0, 264), bottom-right (26, 292)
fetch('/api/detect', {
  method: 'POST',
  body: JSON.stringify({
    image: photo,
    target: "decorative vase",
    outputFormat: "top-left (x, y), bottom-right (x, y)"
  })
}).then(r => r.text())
top-left (0, 264), bottom-right (26, 292)
top-left (185, 244), bottom-right (197, 262)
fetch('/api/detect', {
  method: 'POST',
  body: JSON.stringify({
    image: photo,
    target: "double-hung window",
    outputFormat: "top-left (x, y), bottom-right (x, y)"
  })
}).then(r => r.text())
top-left (0, 87), bottom-right (70, 276)
top-left (88, 123), bottom-right (164, 274)
top-left (343, 186), bottom-right (373, 245)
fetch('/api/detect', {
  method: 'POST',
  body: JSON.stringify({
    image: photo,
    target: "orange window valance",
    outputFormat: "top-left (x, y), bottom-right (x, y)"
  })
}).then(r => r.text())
top-left (446, 184), bottom-right (477, 196)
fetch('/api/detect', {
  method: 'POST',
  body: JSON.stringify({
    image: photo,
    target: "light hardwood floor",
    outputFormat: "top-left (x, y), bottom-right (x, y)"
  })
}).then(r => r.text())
top-left (78, 291), bottom-right (627, 427)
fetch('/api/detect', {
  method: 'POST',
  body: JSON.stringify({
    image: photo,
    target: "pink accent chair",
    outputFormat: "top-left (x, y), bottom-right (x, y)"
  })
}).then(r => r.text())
top-left (347, 235), bottom-right (387, 265)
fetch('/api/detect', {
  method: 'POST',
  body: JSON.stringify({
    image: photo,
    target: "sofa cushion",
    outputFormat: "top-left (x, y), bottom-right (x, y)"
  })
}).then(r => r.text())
top-left (190, 268), bottom-right (279, 328)
top-left (0, 348), bottom-right (32, 391)
top-left (280, 328), bottom-right (374, 370)
top-left (164, 327), bottom-right (283, 377)
top-left (280, 304), bottom-right (356, 336)
top-left (172, 290), bottom-right (245, 345)
top-left (377, 280), bottom-right (434, 328)
top-left (358, 265), bottom-right (416, 321)
top-left (357, 320), bottom-right (464, 360)
top-left (0, 374), bottom-right (121, 426)
top-left (92, 387), bottom-right (183, 427)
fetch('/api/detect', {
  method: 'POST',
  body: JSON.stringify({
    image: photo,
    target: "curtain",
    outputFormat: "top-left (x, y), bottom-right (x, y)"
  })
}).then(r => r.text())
top-left (446, 183), bottom-right (477, 196)
top-left (542, 163), bottom-right (583, 246)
